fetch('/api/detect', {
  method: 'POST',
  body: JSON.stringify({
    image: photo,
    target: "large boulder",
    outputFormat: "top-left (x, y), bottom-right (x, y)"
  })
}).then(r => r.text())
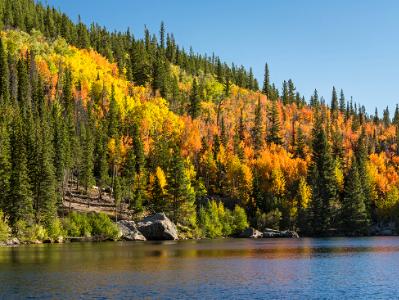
top-left (238, 227), bottom-right (263, 238)
top-left (263, 228), bottom-right (299, 238)
top-left (117, 220), bottom-right (146, 241)
top-left (137, 213), bottom-right (178, 240)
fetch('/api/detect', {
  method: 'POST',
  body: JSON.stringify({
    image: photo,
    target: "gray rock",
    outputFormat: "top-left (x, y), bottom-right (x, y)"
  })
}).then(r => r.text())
top-left (117, 220), bottom-right (146, 241)
top-left (263, 228), bottom-right (299, 238)
top-left (238, 227), bottom-right (263, 238)
top-left (6, 237), bottom-right (20, 246)
top-left (137, 213), bottom-right (178, 240)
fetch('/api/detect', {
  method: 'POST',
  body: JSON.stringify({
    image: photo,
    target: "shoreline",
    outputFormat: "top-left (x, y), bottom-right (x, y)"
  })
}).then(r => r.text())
top-left (2, 233), bottom-right (399, 247)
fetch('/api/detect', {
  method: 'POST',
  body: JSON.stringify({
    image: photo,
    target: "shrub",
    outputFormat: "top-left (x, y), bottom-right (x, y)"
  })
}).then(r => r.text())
top-left (0, 211), bottom-right (10, 242)
top-left (198, 200), bottom-right (249, 238)
top-left (15, 220), bottom-right (47, 242)
top-left (63, 212), bottom-right (92, 237)
top-left (47, 218), bottom-right (64, 241)
top-left (231, 205), bottom-right (249, 234)
top-left (63, 212), bottom-right (119, 240)
top-left (90, 212), bottom-right (119, 240)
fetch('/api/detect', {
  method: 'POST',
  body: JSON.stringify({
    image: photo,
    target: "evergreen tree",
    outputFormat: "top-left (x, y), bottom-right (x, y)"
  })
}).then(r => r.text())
top-left (252, 97), bottom-right (263, 153)
top-left (340, 159), bottom-right (369, 234)
top-left (339, 89), bottom-right (345, 112)
top-left (35, 117), bottom-right (57, 226)
top-left (159, 21), bottom-right (165, 50)
top-left (189, 78), bottom-right (200, 119)
top-left (383, 106), bottom-right (390, 127)
top-left (308, 114), bottom-right (338, 235)
top-left (282, 80), bottom-right (288, 105)
top-left (294, 126), bottom-right (306, 159)
top-left (81, 120), bottom-right (95, 194)
top-left (393, 104), bottom-right (399, 125)
top-left (262, 63), bottom-right (270, 97)
top-left (0, 38), bottom-right (9, 104)
top-left (331, 86), bottom-right (338, 113)
top-left (0, 121), bottom-right (11, 213)
top-left (107, 85), bottom-right (119, 138)
top-left (167, 147), bottom-right (196, 227)
top-left (310, 89), bottom-right (319, 108)
top-left (266, 100), bottom-right (282, 145)
top-left (9, 115), bottom-right (34, 225)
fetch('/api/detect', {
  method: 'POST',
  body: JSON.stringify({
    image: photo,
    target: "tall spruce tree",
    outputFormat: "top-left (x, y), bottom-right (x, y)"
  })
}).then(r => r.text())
top-left (331, 86), bottom-right (338, 113)
top-left (308, 114), bottom-right (338, 235)
top-left (262, 63), bottom-right (270, 97)
top-left (9, 115), bottom-right (34, 225)
top-left (189, 78), bottom-right (200, 119)
top-left (266, 100), bottom-right (282, 145)
top-left (167, 147), bottom-right (196, 227)
top-left (252, 97), bottom-right (263, 153)
top-left (340, 159), bottom-right (369, 234)
top-left (0, 38), bottom-right (9, 104)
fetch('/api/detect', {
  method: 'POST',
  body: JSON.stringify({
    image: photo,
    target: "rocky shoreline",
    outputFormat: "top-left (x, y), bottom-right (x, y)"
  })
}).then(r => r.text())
top-left (1, 213), bottom-right (398, 247)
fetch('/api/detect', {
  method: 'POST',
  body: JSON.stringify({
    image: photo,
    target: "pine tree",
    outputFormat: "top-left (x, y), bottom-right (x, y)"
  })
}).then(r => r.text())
top-left (131, 123), bottom-right (146, 211)
top-left (35, 116), bottom-right (57, 226)
top-left (107, 85), bottom-right (119, 138)
top-left (9, 115), bottom-right (34, 225)
top-left (393, 104), bottom-right (399, 125)
top-left (287, 79), bottom-right (295, 104)
top-left (308, 114), bottom-right (338, 235)
top-left (0, 38), bottom-right (9, 104)
top-left (167, 147), bottom-right (196, 227)
top-left (0, 121), bottom-right (11, 213)
top-left (17, 58), bottom-right (30, 113)
top-left (294, 126), bottom-right (306, 159)
top-left (262, 63), bottom-right (270, 97)
top-left (339, 89), bottom-right (345, 112)
top-left (252, 97), bottom-right (263, 153)
top-left (159, 21), bottom-right (165, 50)
top-left (355, 127), bottom-right (373, 220)
top-left (266, 100), bottom-right (282, 145)
top-left (383, 106), bottom-right (390, 127)
top-left (189, 78), bottom-right (200, 119)
top-left (310, 89), bottom-right (319, 108)
top-left (282, 80), bottom-right (288, 105)
top-left (331, 86), bottom-right (338, 113)
top-left (340, 159), bottom-right (369, 234)
top-left (81, 120), bottom-right (95, 194)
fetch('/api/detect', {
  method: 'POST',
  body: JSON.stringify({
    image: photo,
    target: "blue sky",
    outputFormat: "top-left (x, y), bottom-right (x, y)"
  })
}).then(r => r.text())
top-left (45, 0), bottom-right (399, 114)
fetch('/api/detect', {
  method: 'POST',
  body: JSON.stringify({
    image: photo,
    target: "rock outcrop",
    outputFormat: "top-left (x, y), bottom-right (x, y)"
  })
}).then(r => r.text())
top-left (117, 220), bottom-right (146, 241)
top-left (238, 227), bottom-right (263, 238)
top-left (263, 228), bottom-right (299, 238)
top-left (137, 213), bottom-right (178, 240)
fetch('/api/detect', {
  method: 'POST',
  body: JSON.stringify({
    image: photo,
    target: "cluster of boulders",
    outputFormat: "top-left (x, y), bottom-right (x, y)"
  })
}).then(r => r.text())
top-left (238, 227), bottom-right (299, 239)
top-left (117, 213), bottom-right (300, 241)
top-left (117, 213), bottom-right (178, 241)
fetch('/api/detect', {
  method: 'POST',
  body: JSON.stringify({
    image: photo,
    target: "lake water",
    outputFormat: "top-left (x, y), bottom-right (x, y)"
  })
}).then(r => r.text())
top-left (1, 237), bottom-right (399, 299)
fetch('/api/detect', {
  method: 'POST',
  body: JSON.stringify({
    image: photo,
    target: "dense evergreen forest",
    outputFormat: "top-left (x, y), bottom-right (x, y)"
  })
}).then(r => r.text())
top-left (0, 0), bottom-right (398, 241)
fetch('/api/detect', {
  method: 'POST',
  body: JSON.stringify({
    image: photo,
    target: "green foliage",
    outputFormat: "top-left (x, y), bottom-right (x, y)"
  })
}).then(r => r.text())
top-left (63, 212), bottom-right (119, 240)
top-left (15, 220), bottom-right (47, 242)
top-left (198, 200), bottom-right (248, 238)
top-left (46, 218), bottom-right (64, 241)
top-left (0, 211), bottom-right (10, 242)
top-left (255, 208), bottom-right (282, 231)
top-left (340, 159), bottom-right (369, 235)
top-left (308, 115), bottom-right (338, 235)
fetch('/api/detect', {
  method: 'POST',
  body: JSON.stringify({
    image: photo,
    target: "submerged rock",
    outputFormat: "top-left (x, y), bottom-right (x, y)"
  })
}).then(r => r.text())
top-left (238, 227), bottom-right (263, 238)
top-left (137, 213), bottom-right (178, 240)
top-left (117, 220), bottom-right (146, 241)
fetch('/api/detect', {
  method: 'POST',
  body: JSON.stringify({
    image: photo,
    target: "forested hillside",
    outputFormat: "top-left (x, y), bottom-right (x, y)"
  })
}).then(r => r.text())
top-left (0, 0), bottom-right (398, 241)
